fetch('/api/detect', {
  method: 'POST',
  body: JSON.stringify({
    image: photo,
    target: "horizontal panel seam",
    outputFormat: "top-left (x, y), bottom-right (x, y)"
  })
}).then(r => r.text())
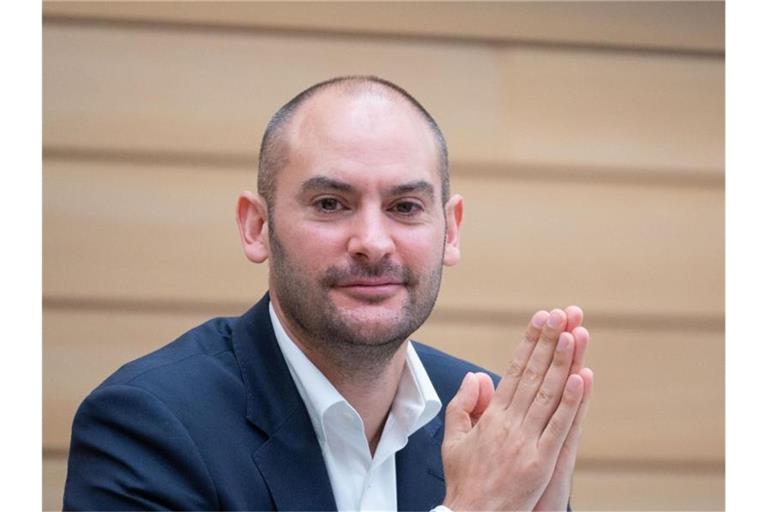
top-left (40, 447), bottom-right (724, 474)
top-left (42, 147), bottom-right (724, 189)
top-left (42, 15), bottom-right (725, 59)
top-left (42, 296), bottom-right (724, 332)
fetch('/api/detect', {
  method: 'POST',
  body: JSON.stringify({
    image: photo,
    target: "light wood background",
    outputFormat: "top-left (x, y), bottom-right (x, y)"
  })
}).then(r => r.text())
top-left (42, 2), bottom-right (724, 510)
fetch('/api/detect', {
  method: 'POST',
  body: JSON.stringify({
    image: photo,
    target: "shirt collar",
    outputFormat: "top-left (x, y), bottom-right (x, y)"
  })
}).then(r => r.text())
top-left (269, 301), bottom-right (442, 446)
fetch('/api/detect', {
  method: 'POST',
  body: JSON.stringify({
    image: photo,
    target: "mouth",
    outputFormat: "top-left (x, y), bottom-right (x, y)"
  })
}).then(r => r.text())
top-left (333, 279), bottom-right (406, 300)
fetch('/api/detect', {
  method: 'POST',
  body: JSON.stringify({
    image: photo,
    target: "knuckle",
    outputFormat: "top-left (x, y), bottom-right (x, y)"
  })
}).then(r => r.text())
top-left (523, 366), bottom-right (541, 382)
top-left (564, 385), bottom-right (582, 404)
top-left (548, 415), bottom-right (566, 433)
top-left (540, 333), bottom-right (557, 345)
top-left (497, 425), bottom-right (513, 445)
top-left (520, 457), bottom-right (544, 478)
top-left (523, 330), bottom-right (539, 344)
top-left (499, 419), bottom-right (519, 442)
top-left (506, 359), bottom-right (526, 379)
top-left (534, 388), bottom-right (554, 406)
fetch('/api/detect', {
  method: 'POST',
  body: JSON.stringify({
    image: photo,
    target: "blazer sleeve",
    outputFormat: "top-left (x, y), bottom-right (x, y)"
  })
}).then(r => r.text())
top-left (63, 384), bottom-right (219, 511)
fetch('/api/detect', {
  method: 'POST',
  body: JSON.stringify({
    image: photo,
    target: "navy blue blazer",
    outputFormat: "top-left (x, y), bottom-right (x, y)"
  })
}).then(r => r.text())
top-left (63, 294), bottom-right (496, 511)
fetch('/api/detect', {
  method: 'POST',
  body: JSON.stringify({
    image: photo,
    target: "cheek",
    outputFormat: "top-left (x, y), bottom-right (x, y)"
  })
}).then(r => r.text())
top-left (396, 228), bottom-right (445, 269)
top-left (281, 222), bottom-right (348, 266)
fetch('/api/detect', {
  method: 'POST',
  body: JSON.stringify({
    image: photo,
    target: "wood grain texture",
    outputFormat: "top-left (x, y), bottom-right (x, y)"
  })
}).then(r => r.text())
top-left (43, 23), bottom-right (723, 173)
top-left (42, 1), bottom-right (724, 53)
top-left (43, 161), bottom-right (724, 317)
top-left (43, 455), bottom-right (67, 512)
top-left (571, 467), bottom-right (724, 510)
top-left (496, 47), bottom-right (724, 172)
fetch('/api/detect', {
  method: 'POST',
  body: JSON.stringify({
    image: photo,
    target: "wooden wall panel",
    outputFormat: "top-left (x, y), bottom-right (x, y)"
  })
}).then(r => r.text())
top-left (43, 23), bottom-right (505, 165)
top-left (43, 455), bottom-right (67, 512)
top-left (43, 161), bottom-right (266, 304)
top-left (43, 453), bottom-right (724, 512)
top-left (44, 161), bottom-right (724, 318)
top-left (571, 468), bottom-right (724, 510)
top-left (497, 48), bottom-right (724, 172)
top-left (443, 176), bottom-right (723, 318)
top-left (42, 1), bottom-right (725, 52)
top-left (46, 308), bottom-right (723, 464)
top-left (43, 23), bottom-right (723, 174)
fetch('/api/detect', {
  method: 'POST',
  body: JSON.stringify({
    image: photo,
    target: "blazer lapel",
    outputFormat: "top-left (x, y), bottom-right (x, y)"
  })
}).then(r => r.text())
top-left (232, 294), bottom-right (337, 511)
top-left (396, 416), bottom-right (446, 511)
top-left (251, 410), bottom-right (337, 511)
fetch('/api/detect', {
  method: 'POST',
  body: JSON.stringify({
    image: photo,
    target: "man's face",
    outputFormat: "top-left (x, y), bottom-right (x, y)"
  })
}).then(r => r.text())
top-left (266, 91), bottom-right (457, 356)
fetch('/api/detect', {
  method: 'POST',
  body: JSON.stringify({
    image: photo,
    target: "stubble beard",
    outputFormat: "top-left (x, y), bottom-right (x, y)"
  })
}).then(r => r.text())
top-left (267, 226), bottom-right (443, 380)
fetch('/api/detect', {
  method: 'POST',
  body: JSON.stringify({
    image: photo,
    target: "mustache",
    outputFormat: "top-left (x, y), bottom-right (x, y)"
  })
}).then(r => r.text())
top-left (322, 260), bottom-right (415, 287)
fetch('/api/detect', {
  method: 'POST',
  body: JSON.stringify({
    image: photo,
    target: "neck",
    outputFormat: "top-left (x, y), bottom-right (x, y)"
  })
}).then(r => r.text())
top-left (271, 297), bottom-right (410, 453)
top-left (331, 346), bottom-right (408, 455)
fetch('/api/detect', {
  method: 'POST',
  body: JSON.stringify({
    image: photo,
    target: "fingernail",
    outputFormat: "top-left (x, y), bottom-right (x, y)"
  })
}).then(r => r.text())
top-left (548, 310), bottom-right (563, 327)
top-left (532, 312), bottom-right (547, 329)
top-left (567, 375), bottom-right (581, 391)
top-left (556, 334), bottom-right (569, 352)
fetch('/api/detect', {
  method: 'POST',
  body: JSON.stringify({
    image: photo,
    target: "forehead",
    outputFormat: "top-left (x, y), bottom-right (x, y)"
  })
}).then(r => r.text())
top-left (280, 89), bottom-right (441, 191)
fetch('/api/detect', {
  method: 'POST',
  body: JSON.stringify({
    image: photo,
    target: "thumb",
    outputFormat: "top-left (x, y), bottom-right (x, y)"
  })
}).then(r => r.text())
top-left (444, 372), bottom-right (480, 443)
top-left (470, 372), bottom-right (495, 423)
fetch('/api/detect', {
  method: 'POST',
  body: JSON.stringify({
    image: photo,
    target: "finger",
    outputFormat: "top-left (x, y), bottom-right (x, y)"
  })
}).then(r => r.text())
top-left (444, 373), bottom-right (480, 442)
top-left (505, 309), bottom-right (567, 417)
top-left (580, 367), bottom-right (594, 397)
top-left (470, 372), bottom-right (495, 425)
top-left (539, 374), bottom-right (584, 459)
top-left (569, 326), bottom-right (589, 375)
top-left (550, 368), bottom-right (594, 474)
top-left (492, 310), bottom-right (549, 407)
top-left (522, 332), bottom-right (575, 435)
top-left (564, 305), bottom-right (584, 332)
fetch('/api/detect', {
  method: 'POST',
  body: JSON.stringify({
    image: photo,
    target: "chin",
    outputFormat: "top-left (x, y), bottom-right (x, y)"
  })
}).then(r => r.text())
top-left (336, 307), bottom-right (411, 339)
top-left (339, 305), bottom-right (404, 327)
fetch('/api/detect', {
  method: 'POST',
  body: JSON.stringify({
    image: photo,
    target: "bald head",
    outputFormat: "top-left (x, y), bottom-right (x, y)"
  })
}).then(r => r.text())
top-left (257, 76), bottom-right (449, 209)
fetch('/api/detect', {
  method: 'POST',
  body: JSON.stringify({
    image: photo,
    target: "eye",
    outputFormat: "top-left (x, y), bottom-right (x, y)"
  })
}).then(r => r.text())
top-left (391, 201), bottom-right (423, 216)
top-left (314, 197), bottom-right (346, 213)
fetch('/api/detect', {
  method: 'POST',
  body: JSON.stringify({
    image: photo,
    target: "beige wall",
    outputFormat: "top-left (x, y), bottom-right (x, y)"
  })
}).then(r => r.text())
top-left (42, 2), bottom-right (724, 510)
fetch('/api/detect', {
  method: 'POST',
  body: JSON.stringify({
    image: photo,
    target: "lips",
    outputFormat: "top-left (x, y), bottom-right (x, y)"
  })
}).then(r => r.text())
top-left (333, 278), bottom-right (406, 300)
top-left (336, 279), bottom-right (404, 287)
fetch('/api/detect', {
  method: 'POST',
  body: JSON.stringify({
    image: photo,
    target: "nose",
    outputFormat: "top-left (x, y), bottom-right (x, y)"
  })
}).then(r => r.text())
top-left (347, 206), bottom-right (395, 263)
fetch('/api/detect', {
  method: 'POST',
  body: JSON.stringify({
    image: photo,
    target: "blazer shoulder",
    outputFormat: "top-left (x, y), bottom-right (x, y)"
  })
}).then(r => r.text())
top-left (97, 315), bottom-right (238, 390)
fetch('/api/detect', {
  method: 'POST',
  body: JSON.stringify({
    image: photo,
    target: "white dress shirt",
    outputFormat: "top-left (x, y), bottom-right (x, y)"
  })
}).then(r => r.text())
top-left (269, 303), bottom-right (442, 511)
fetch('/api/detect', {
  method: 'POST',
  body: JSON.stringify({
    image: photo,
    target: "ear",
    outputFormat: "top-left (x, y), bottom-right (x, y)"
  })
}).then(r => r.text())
top-left (236, 191), bottom-right (270, 263)
top-left (443, 194), bottom-right (463, 267)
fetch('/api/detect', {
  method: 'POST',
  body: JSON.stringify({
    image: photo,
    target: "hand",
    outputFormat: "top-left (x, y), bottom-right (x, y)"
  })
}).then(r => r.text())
top-left (454, 307), bottom-right (594, 511)
top-left (441, 309), bottom-right (587, 510)
top-left (534, 308), bottom-right (594, 511)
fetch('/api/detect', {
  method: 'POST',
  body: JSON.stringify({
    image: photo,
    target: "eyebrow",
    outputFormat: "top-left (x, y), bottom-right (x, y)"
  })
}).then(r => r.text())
top-left (299, 176), bottom-right (354, 194)
top-left (388, 180), bottom-right (435, 199)
top-left (299, 176), bottom-right (435, 199)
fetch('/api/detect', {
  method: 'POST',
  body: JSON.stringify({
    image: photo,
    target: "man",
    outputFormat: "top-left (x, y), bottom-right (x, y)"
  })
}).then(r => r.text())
top-left (63, 76), bottom-right (593, 511)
